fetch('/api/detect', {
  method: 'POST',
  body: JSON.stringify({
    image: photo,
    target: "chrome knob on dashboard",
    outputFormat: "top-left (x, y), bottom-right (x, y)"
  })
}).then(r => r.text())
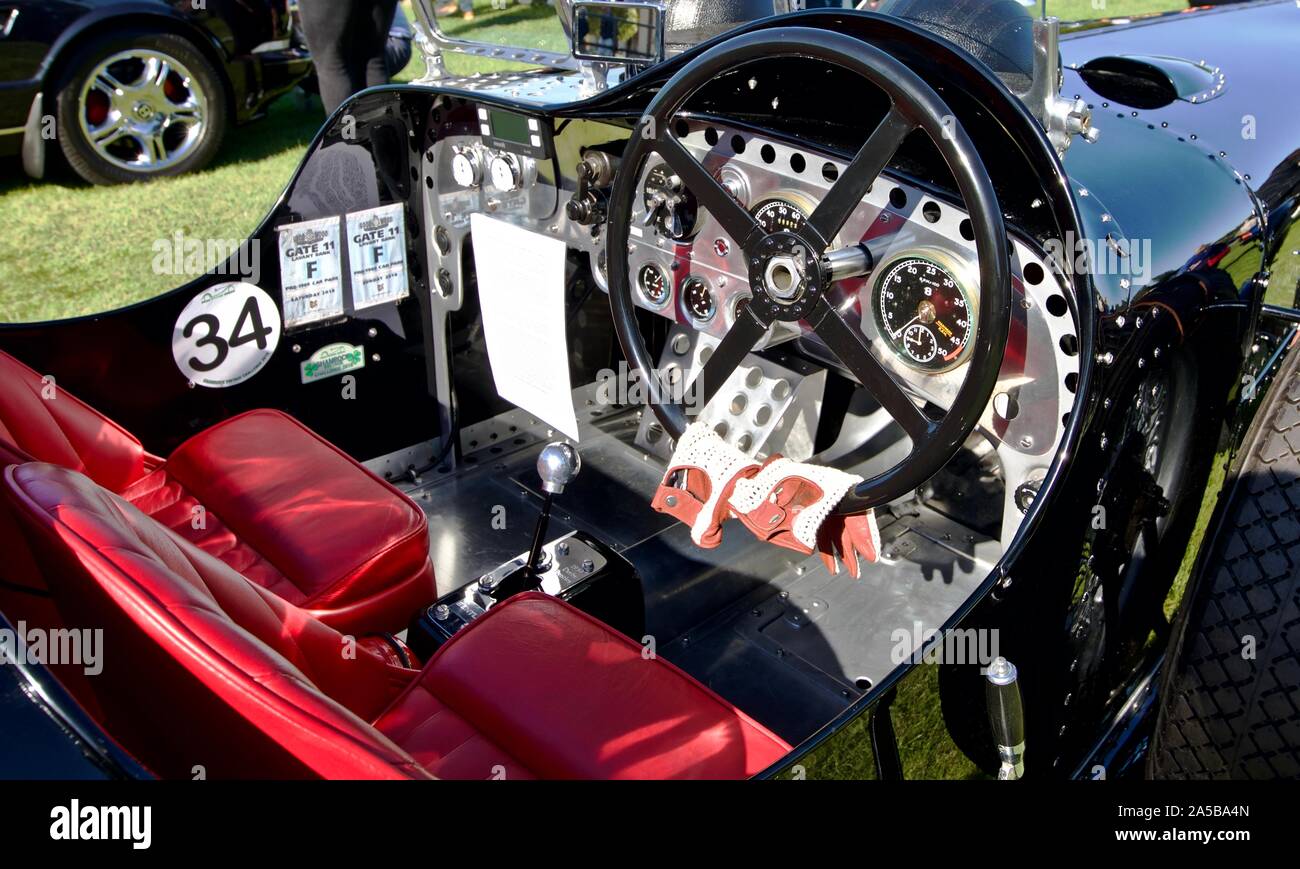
top-left (450, 149), bottom-right (482, 188)
top-left (537, 442), bottom-right (581, 494)
top-left (718, 165), bottom-right (750, 209)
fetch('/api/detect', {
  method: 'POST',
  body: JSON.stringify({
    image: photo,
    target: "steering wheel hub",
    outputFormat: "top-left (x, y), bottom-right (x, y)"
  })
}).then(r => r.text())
top-left (749, 231), bottom-right (824, 317)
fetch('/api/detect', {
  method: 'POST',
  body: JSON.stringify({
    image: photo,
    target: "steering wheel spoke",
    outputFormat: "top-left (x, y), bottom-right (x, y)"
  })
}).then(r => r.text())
top-left (807, 106), bottom-right (913, 247)
top-left (806, 295), bottom-right (934, 443)
top-left (653, 133), bottom-right (761, 249)
top-left (691, 301), bottom-right (770, 413)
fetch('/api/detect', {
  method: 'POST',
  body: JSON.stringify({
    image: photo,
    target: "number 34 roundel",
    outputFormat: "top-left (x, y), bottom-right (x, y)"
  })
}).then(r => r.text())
top-left (172, 282), bottom-right (282, 389)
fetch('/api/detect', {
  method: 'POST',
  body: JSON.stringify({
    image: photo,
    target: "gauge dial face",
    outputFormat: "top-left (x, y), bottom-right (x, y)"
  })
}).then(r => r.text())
top-left (873, 253), bottom-right (976, 373)
top-left (752, 198), bottom-right (809, 233)
top-left (637, 263), bottom-right (670, 307)
top-left (682, 276), bottom-right (715, 322)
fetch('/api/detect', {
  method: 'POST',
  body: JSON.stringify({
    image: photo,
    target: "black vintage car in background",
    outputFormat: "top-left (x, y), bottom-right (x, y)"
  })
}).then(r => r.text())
top-left (0, 0), bottom-right (310, 184)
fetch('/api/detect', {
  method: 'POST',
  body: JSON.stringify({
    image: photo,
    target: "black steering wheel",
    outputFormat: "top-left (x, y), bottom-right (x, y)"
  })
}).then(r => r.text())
top-left (607, 26), bottom-right (1010, 513)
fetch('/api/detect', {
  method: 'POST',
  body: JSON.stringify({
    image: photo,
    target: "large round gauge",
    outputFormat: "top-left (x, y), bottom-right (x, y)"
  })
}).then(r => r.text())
top-left (872, 250), bottom-right (977, 373)
top-left (752, 197), bottom-right (809, 233)
top-left (637, 262), bottom-right (670, 308)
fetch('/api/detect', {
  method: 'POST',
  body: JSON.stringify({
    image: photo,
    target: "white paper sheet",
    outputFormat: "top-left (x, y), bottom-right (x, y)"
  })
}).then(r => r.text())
top-left (276, 216), bottom-right (344, 328)
top-left (470, 213), bottom-right (580, 441)
top-left (346, 203), bottom-right (409, 310)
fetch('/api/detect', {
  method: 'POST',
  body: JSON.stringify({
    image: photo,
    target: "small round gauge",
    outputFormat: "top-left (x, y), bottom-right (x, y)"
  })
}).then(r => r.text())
top-left (489, 154), bottom-right (520, 191)
top-left (450, 150), bottom-right (481, 188)
top-left (682, 276), bottom-right (715, 323)
top-left (637, 262), bottom-right (670, 308)
top-left (752, 197), bottom-right (809, 233)
top-left (900, 324), bottom-right (938, 364)
top-left (643, 164), bottom-right (698, 240)
top-left (872, 250), bottom-right (977, 373)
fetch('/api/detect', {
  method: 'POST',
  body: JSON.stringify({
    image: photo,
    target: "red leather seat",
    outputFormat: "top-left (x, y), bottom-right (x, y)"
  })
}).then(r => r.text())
top-left (5, 462), bottom-right (791, 780)
top-left (0, 350), bottom-right (433, 634)
top-left (376, 592), bottom-right (790, 779)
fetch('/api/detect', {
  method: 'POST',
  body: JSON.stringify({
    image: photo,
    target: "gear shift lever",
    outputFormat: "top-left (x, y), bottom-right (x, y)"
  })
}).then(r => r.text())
top-left (524, 442), bottom-right (581, 586)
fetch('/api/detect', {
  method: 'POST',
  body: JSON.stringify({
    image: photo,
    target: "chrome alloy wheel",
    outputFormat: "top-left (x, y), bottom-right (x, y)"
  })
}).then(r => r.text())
top-left (78, 49), bottom-right (207, 172)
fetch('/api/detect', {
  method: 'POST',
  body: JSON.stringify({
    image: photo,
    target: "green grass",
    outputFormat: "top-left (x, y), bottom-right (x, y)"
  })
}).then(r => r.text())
top-left (0, 2), bottom-right (564, 324)
top-left (786, 662), bottom-right (986, 780)
top-left (0, 92), bottom-right (318, 322)
top-left (437, 0), bottom-right (567, 64)
top-left (1046, 0), bottom-right (1183, 21)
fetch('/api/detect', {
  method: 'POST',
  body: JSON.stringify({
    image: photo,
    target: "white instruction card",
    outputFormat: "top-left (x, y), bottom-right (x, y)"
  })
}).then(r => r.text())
top-left (277, 216), bottom-right (344, 328)
top-left (346, 203), bottom-right (409, 310)
top-left (469, 213), bottom-right (580, 440)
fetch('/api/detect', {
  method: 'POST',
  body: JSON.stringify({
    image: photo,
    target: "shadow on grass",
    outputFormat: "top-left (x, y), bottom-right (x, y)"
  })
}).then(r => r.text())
top-left (210, 92), bottom-right (326, 168)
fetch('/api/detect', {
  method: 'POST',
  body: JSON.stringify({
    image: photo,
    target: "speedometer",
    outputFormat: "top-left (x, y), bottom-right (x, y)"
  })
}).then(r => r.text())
top-left (752, 197), bottom-right (810, 233)
top-left (872, 250), bottom-right (977, 374)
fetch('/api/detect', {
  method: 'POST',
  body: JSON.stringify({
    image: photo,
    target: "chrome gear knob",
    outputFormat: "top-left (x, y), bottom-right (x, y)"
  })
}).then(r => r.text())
top-left (537, 442), bottom-right (581, 494)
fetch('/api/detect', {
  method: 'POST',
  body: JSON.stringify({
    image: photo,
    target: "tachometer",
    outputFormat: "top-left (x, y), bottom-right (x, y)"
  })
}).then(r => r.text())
top-left (872, 250), bottom-right (977, 373)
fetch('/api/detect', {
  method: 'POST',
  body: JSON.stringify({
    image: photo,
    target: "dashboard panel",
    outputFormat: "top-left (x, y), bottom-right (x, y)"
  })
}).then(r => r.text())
top-left (421, 107), bottom-right (1080, 530)
top-left (611, 120), bottom-right (1079, 460)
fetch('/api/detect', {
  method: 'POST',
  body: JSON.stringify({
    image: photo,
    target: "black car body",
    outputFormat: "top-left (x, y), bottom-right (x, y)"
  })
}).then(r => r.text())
top-left (1, 0), bottom-right (1298, 779)
top-left (0, 0), bottom-right (310, 182)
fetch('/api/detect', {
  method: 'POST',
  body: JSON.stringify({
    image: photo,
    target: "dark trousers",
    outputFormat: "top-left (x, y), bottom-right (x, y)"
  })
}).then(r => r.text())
top-left (299, 0), bottom-right (400, 114)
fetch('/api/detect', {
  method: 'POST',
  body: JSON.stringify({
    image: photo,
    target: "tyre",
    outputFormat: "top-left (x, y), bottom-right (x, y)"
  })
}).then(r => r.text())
top-left (54, 30), bottom-right (228, 185)
top-left (1149, 340), bottom-right (1300, 779)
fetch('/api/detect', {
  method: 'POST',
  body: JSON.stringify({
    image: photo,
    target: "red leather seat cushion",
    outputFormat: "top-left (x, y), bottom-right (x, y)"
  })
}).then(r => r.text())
top-left (128, 409), bottom-right (434, 632)
top-left (376, 592), bottom-right (791, 779)
top-left (4, 462), bottom-right (430, 780)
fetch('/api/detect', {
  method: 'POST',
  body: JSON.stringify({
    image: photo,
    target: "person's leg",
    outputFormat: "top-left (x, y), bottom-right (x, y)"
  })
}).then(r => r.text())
top-left (299, 0), bottom-right (365, 114)
top-left (361, 0), bottom-right (401, 89)
top-left (384, 33), bottom-right (412, 78)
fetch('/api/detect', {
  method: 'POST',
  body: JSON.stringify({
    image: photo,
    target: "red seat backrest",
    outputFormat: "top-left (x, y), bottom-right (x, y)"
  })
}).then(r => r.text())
top-left (0, 350), bottom-right (151, 611)
top-left (3, 462), bottom-right (431, 780)
top-left (0, 350), bottom-right (147, 492)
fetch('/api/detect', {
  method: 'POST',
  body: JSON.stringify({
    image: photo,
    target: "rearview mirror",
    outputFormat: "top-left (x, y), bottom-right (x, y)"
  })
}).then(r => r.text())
top-left (570, 1), bottom-right (665, 65)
